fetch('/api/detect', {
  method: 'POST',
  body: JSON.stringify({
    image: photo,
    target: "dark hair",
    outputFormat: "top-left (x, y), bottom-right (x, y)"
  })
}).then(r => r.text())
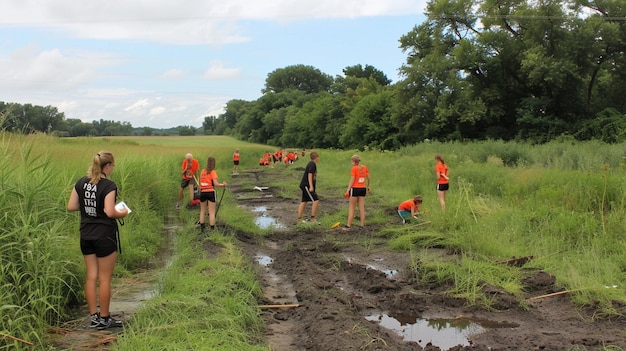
top-left (88, 151), bottom-right (114, 184)
top-left (310, 151), bottom-right (319, 160)
top-left (435, 154), bottom-right (445, 164)
top-left (205, 156), bottom-right (216, 172)
top-left (413, 195), bottom-right (423, 204)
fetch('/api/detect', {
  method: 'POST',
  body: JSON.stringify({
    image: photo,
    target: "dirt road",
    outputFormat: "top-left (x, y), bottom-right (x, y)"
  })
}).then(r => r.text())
top-left (231, 168), bottom-right (626, 351)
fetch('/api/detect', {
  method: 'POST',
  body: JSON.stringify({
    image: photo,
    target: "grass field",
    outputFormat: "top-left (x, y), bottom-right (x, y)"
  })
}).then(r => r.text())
top-left (1, 133), bottom-right (625, 350)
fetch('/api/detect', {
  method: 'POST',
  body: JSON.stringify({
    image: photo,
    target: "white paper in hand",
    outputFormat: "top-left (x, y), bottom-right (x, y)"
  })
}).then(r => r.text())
top-left (116, 201), bottom-right (132, 213)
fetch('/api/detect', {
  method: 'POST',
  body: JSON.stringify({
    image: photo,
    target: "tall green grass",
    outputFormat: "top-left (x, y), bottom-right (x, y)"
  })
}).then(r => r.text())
top-left (116, 227), bottom-right (267, 351)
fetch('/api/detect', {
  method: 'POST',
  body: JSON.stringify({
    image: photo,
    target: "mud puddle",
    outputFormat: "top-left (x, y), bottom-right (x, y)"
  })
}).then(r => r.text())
top-left (365, 312), bottom-right (519, 350)
top-left (251, 205), bottom-right (286, 229)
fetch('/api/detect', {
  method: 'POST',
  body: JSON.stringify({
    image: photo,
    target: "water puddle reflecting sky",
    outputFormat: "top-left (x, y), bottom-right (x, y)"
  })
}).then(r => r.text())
top-left (366, 312), bottom-right (518, 350)
top-left (251, 206), bottom-right (285, 229)
top-left (366, 313), bottom-right (482, 349)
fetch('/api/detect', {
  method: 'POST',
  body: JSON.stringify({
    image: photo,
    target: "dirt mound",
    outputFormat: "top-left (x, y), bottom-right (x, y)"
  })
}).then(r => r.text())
top-left (231, 169), bottom-right (626, 351)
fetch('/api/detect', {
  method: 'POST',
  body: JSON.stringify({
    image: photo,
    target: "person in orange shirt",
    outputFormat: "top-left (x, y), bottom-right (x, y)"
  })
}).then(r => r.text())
top-left (177, 153), bottom-right (199, 210)
top-left (342, 155), bottom-right (370, 231)
top-left (198, 156), bottom-right (227, 232)
top-left (232, 149), bottom-right (240, 175)
top-left (435, 154), bottom-right (449, 212)
top-left (287, 151), bottom-right (295, 164)
top-left (397, 195), bottom-right (423, 224)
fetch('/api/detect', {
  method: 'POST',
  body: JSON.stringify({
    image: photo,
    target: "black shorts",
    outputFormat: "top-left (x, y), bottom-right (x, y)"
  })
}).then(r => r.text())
top-left (437, 183), bottom-right (449, 191)
top-left (300, 186), bottom-right (318, 202)
top-left (200, 191), bottom-right (217, 203)
top-left (181, 178), bottom-right (195, 188)
top-left (233, 160), bottom-right (239, 165)
top-left (80, 235), bottom-right (118, 257)
top-left (350, 188), bottom-right (367, 197)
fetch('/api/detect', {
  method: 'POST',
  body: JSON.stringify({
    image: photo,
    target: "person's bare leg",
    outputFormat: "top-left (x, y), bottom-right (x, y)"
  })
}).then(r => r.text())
top-left (83, 254), bottom-right (99, 315)
top-left (97, 252), bottom-right (118, 318)
top-left (311, 200), bottom-right (319, 221)
top-left (209, 201), bottom-right (217, 226)
top-left (437, 190), bottom-right (446, 212)
top-left (199, 201), bottom-right (207, 224)
top-left (177, 187), bottom-right (184, 205)
top-left (358, 197), bottom-right (366, 227)
top-left (346, 197), bottom-right (357, 227)
top-left (188, 185), bottom-right (194, 204)
top-left (297, 202), bottom-right (307, 222)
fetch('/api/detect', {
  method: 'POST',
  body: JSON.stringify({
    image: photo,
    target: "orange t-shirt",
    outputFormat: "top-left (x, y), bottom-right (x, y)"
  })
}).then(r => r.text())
top-left (398, 199), bottom-right (416, 212)
top-left (350, 165), bottom-right (369, 188)
top-left (199, 169), bottom-right (218, 192)
top-left (435, 161), bottom-right (448, 185)
top-left (182, 158), bottom-right (199, 180)
top-left (233, 153), bottom-right (240, 161)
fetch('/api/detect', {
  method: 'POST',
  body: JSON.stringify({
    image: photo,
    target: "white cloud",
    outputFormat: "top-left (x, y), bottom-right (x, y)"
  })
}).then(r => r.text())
top-left (124, 99), bottom-right (151, 112)
top-left (0, 0), bottom-right (426, 44)
top-left (0, 46), bottom-right (127, 93)
top-left (149, 106), bottom-right (166, 115)
top-left (203, 61), bottom-right (241, 80)
top-left (160, 69), bottom-right (185, 79)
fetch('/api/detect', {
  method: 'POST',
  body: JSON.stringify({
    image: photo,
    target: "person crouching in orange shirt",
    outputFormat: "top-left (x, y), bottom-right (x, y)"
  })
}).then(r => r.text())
top-left (397, 195), bottom-right (423, 224)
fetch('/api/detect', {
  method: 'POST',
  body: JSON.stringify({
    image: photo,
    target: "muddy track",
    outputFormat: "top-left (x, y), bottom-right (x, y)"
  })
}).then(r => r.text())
top-left (230, 168), bottom-right (626, 351)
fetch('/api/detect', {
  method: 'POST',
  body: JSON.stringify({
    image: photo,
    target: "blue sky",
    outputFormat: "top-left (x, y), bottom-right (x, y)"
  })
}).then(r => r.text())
top-left (0, 1), bottom-right (427, 129)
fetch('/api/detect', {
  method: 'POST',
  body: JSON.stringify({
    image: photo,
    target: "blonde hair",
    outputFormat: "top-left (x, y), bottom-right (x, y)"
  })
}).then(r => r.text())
top-left (413, 195), bottom-right (423, 204)
top-left (351, 155), bottom-right (361, 164)
top-left (87, 150), bottom-right (114, 184)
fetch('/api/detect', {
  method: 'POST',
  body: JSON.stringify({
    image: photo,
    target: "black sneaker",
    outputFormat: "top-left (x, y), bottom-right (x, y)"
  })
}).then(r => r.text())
top-left (89, 312), bottom-right (100, 328)
top-left (96, 316), bottom-right (123, 330)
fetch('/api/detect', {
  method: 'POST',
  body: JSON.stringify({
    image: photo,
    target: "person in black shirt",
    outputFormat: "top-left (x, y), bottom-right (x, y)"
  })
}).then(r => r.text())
top-left (67, 151), bottom-right (128, 330)
top-left (297, 151), bottom-right (320, 224)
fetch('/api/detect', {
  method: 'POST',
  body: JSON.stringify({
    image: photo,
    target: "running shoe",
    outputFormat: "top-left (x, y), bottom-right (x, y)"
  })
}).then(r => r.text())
top-left (95, 316), bottom-right (123, 330)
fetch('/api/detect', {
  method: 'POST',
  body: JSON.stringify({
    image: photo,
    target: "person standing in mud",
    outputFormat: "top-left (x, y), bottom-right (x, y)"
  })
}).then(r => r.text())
top-left (176, 153), bottom-right (199, 209)
top-left (67, 151), bottom-right (128, 330)
top-left (342, 154), bottom-right (370, 231)
top-left (198, 156), bottom-right (227, 232)
top-left (232, 149), bottom-right (240, 175)
top-left (297, 151), bottom-right (320, 224)
top-left (435, 153), bottom-right (449, 212)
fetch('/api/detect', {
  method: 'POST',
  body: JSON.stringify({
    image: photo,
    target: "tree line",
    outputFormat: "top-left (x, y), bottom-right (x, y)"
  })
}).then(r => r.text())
top-left (0, 102), bottom-right (192, 137)
top-left (206, 0), bottom-right (626, 149)
top-left (2, 0), bottom-right (625, 147)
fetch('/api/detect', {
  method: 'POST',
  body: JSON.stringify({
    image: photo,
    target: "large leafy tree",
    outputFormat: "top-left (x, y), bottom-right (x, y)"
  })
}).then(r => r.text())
top-left (280, 93), bottom-right (345, 149)
top-left (343, 64), bottom-right (392, 86)
top-left (263, 64), bottom-right (334, 94)
top-left (397, 0), bottom-right (626, 142)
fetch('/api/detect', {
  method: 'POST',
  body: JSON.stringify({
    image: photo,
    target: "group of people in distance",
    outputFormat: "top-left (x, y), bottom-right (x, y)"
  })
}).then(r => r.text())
top-left (176, 153), bottom-right (227, 232)
top-left (258, 149), bottom-right (303, 166)
top-left (297, 152), bottom-right (449, 230)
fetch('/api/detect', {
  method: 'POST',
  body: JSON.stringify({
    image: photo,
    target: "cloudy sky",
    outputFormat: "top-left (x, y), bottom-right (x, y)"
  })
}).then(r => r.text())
top-left (0, 1), bottom-right (427, 129)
